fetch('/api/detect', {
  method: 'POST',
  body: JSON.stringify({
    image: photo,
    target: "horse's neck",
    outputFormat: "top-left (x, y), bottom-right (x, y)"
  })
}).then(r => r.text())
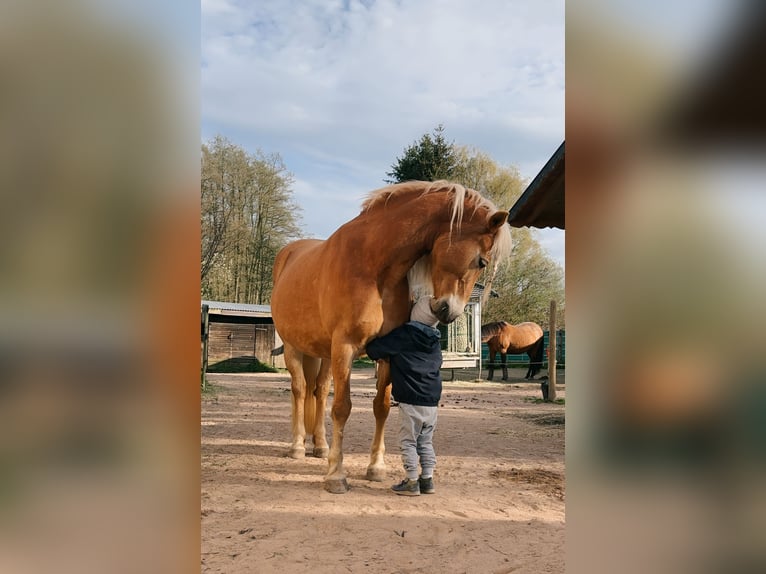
top-left (358, 215), bottom-right (439, 286)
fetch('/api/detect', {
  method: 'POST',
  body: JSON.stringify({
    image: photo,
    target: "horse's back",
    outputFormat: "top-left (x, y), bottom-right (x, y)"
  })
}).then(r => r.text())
top-left (516, 322), bottom-right (543, 339)
top-left (511, 322), bottom-right (544, 348)
top-left (273, 239), bottom-right (325, 283)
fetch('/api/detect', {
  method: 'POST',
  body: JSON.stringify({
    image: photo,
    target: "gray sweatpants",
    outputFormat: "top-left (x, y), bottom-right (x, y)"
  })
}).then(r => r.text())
top-left (397, 403), bottom-right (438, 480)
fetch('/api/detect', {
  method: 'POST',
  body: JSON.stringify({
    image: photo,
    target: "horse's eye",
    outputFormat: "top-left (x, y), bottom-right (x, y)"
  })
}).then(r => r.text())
top-left (478, 257), bottom-right (488, 269)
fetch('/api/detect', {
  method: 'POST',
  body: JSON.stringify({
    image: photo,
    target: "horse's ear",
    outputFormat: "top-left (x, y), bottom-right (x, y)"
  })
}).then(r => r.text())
top-left (488, 210), bottom-right (509, 232)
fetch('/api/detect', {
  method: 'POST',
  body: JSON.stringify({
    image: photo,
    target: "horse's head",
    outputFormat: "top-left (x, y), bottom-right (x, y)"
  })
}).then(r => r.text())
top-left (429, 210), bottom-right (510, 323)
top-left (407, 184), bottom-right (512, 324)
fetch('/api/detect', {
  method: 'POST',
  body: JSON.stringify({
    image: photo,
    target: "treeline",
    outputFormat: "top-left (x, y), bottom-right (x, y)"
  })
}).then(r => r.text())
top-left (201, 126), bottom-right (564, 328)
top-left (201, 135), bottom-right (301, 304)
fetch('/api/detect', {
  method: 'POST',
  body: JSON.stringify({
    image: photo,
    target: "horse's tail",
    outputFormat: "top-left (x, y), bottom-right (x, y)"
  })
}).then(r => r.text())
top-left (481, 321), bottom-right (507, 342)
top-left (271, 345), bottom-right (284, 356)
top-left (530, 334), bottom-right (545, 377)
top-left (304, 387), bottom-right (317, 433)
top-left (302, 356), bottom-right (321, 433)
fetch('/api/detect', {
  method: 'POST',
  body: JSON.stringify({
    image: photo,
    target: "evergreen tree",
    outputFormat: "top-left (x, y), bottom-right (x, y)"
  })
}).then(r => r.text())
top-left (386, 124), bottom-right (457, 183)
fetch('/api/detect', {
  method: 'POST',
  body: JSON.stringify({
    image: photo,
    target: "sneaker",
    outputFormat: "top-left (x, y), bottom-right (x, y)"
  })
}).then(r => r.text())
top-left (418, 476), bottom-right (435, 494)
top-left (391, 478), bottom-right (420, 496)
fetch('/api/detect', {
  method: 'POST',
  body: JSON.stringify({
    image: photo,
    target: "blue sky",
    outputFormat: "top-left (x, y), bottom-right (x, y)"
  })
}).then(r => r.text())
top-left (201, 0), bottom-right (565, 267)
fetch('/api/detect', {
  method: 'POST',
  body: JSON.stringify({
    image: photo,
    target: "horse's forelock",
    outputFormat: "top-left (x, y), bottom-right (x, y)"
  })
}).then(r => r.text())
top-left (407, 255), bottom-right (433, 300)
top-left (489, 220), bottom-right (513, 262)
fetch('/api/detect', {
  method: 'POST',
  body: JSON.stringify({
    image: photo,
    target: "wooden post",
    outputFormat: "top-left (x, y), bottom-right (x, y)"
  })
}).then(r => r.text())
top-left (547, 300), bottom-right (557, 401)
top-left (201, 304), bottom-right (210, 391)
top-left (475, 301), bottom-right (483, 382)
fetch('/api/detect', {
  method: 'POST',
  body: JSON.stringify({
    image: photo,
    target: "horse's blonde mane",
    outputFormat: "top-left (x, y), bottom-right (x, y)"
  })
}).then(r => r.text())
top-left (362, 180), bottom-right (498, 234)
top-left (375, 181), bottom-right (513, 299)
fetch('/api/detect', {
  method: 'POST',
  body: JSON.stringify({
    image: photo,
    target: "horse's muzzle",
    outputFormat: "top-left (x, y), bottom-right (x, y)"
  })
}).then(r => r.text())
top-left (433, 297), bottom-right (464, 324)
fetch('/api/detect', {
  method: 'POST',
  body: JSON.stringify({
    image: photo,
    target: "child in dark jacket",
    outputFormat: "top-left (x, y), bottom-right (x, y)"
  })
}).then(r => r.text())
top-left (366, 296), bottom-right (442, 496)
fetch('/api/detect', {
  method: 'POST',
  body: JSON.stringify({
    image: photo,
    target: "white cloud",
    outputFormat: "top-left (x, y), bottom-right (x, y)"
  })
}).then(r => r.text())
top-left (202, 0), bottom-right (565, 246)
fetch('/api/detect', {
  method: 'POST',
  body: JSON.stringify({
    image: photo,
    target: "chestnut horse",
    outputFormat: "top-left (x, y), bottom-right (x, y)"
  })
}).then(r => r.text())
top-left (271, 180), bottom-right (512, 493)
top-left (481, 321), bottom-right (544, 381)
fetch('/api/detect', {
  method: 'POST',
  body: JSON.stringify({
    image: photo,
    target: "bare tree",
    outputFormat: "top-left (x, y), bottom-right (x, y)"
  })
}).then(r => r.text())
top-left (201, 136), bottom-right (302, 302)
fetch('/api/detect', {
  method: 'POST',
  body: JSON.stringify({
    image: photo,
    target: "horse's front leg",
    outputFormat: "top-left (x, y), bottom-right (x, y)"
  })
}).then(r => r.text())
top-left (284, 344), bottom-right (308, 458)
top-left (325, 342), bottom-right (355, 494)
top-left (366, 359), bottom-right (391, 481)
top-left (501, 352), bottom-right (509, 381)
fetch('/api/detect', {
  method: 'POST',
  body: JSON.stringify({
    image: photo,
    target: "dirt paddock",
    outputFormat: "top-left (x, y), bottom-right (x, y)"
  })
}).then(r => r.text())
top-left (201, 367), bottom-right (565, 573)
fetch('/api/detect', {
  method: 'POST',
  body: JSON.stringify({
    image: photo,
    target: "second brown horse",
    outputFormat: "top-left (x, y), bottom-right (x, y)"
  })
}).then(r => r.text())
top-left (481, 321), bottom-right (544, 381)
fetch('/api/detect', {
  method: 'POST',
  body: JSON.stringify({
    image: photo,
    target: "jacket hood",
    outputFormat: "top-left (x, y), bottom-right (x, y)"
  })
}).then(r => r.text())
top-left (406, 320), bottom-right (441, 349)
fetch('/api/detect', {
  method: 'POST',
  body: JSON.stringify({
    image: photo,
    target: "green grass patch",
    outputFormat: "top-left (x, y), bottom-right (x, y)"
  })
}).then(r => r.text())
top-left (352, 357), bottom-right (376, 368)
top-left (201, 377), bottom-right (217, 395)
top-left (206, 357), bottom-right (278, 374)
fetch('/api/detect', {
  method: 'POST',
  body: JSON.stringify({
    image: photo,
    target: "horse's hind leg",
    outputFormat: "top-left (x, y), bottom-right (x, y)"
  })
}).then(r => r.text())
top-left (284, 344), bottom-right (308, 458)
top-left (311, 359), bottom-right (331, 458)
top-left (525, 358), bottom-right (535, 380)
top-left (526, 339), bottom-right (543, 379)
top-left (487, 350), bottom-right (495, 381)
top-left (301, 355), bottom-right (330, 458)
top-left (366, 359), bottom-right (392, 482)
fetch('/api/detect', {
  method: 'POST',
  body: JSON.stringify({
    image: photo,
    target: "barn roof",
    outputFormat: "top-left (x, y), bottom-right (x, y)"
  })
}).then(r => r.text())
top-left (202, 300), bottom-right (272, 317)
top-left (507, 141), bottom-right (565, 229)
top-left (472, 282), bottom-right (498, 300)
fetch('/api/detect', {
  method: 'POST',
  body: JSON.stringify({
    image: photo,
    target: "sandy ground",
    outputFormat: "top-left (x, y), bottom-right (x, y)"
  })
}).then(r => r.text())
top-left (201, 367), bottom-right (565, 574)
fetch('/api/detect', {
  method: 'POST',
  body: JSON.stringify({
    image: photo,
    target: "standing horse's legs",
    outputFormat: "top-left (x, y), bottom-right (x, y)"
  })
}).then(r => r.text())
top-left (487, 349), bottom-right (495, 381)
top-left (501, 352), bottom-right (509, 381)
top-left (311, 359), bottom-right (332, 458)
top-left (526, 338), bottom-right (543, 379)
top-left (366, 359), bottom-right (392, 481)
top-left (284, 344), bottom-right (308, 459)
top-left (525, 355), bottom-right (535, 379)
top-left (325, 342), bottom-right (355, 494)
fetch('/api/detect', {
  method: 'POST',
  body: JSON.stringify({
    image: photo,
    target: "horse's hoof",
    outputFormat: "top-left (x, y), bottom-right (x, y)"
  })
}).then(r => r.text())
top-left (324, 477), bottom-right (349, 494)
top-left (365, 467), bottom-right (386, 482)
top-left (288, 447), bottom-right (305, 459)
top-left (313, 446), bottom-right (329, 458)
